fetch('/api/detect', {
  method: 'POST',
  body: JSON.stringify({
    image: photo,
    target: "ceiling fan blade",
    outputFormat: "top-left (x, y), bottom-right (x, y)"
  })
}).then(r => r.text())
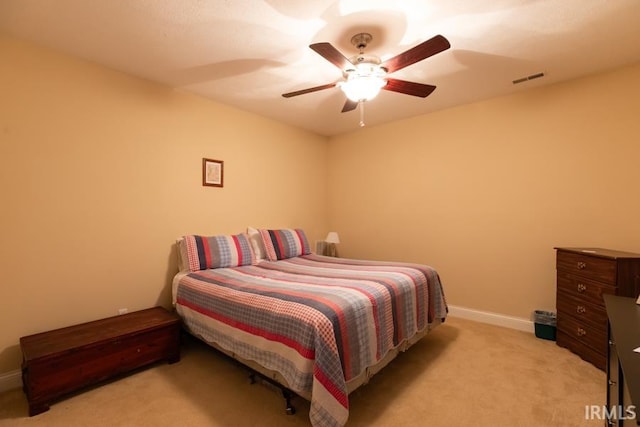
top-left (341, 99), bottom-right (358, 113)
top-left (310, 42), bottom-right (353, 70)
top-left (282, 82), bottom-right (336, 98)
top-left (383, 78), bottom-right (436, 98)
top-left (380, 35), bottom-right (450, 74)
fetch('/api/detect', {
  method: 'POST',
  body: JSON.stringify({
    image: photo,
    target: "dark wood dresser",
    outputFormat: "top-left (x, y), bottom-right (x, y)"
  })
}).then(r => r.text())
top-left (555, 247), bottom-right (640, 371)
top-left (20, 306), bottom-right (181, 416)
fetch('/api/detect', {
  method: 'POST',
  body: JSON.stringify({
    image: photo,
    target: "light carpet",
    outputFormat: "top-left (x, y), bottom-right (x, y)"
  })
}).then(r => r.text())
top-left (0, 317), bottom-right (605, 426)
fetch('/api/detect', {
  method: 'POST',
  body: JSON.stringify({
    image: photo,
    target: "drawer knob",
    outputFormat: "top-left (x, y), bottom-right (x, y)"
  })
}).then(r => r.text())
top-left (577, 261), bottom-right (586, 269)
top-left (576, 305), bottom-right (586, 314)
top-left (577, 327), bottom-right (586, 337)
top-left (609, 379), bottom-right (617, 386)
top-left (577, 283), bottom-right (587, 292)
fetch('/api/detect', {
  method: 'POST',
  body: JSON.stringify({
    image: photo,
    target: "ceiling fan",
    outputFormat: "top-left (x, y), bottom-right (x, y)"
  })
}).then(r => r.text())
top-left (282, 32), bottom-right (451, 114)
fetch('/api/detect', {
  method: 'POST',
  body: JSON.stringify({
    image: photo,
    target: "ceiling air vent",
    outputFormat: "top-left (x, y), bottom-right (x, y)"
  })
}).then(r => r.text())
top-left (512, 72), bottom-right (545, 85)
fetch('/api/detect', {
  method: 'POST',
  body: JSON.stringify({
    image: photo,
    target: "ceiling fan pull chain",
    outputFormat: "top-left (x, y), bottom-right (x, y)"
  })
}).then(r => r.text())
top-left (359, 101), bottom-right (365, 127)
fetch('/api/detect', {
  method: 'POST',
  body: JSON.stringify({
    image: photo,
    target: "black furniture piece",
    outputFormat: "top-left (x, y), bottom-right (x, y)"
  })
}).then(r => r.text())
top-left (604, 294), bottom-right (640, 426)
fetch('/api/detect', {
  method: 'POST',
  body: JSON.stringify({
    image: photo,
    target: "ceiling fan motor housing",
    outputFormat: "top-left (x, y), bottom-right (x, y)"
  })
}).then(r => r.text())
top-left (345, 54), bottom-right (383, 73)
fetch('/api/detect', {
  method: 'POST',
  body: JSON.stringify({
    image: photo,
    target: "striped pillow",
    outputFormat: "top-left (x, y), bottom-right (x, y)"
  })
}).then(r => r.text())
top-left (183, 233), bottom-right (255, 271)
top-left (259, 228), bottom-right (311, 261)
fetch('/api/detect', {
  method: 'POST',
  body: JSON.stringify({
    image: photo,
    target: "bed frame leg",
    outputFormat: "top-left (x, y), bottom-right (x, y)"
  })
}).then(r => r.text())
top-left (282, 389), bottom-right (296, 415)
top-left (247, 371), bottom-right (296, 415)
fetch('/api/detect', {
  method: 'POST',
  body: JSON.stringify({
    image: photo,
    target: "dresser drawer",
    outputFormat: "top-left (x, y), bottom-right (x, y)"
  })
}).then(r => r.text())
top-left (556, 271), bottom-right (616, 307)
top-left (556, 293), bottom-right (608, 330)
top-left (557, 250), bottom-right (617, 284)
top-left (556, 311), bottom-right (606, 355)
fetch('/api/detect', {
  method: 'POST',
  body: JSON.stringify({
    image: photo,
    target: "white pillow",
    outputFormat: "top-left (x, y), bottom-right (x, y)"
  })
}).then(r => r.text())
top-left (247, 227), bottom-right (266, 261)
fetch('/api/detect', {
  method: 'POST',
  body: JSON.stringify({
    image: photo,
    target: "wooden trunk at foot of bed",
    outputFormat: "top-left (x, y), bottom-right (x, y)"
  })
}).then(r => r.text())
top-left (20, 307), bottom-right (181, 416)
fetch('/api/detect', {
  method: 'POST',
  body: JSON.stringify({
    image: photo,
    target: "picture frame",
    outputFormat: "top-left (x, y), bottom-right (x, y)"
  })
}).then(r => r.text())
top-left (202, 158), bottom-right (224, 187)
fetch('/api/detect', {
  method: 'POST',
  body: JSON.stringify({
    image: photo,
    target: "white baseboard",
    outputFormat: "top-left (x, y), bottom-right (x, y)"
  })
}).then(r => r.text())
top-left (0, 369), bottom-right (22, 392)
top-left (448, 305), bottom-right (534, 333)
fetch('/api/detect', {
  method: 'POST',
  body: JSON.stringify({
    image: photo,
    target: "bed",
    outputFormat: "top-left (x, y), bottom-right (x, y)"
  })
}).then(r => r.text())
top-left (172, 229), bottom-right (447, 427)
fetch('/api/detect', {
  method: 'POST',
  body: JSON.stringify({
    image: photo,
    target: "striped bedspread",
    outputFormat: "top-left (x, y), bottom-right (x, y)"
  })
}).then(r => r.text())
top-left (174, 254), bottom-right (447, 427)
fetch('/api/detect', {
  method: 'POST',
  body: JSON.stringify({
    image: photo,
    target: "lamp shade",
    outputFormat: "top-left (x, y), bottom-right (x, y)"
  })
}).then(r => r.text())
top-left (325, 232), bottom-right (340, 244)
top-left (340, 75), bottom-right (385, 102)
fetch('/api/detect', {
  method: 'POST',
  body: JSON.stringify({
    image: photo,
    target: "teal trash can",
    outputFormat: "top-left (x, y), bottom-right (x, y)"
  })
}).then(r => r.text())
top-left (533, 310), bottom-right (557, 341)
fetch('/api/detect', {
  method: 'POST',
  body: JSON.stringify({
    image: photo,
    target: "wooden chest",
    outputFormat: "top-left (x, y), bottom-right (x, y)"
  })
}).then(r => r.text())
top-left (20, 306), bottom-right (181, 416)
top-left (555, 247), bottom-right (640, 371)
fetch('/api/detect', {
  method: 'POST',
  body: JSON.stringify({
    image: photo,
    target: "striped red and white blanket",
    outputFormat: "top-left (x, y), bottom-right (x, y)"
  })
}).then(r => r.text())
top-left (174, 254), bottom-right (447, 427)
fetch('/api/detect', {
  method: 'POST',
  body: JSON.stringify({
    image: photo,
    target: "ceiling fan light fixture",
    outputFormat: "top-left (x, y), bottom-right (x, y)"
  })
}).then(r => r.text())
top-left (339, 63), bottom-right (387, 102)
top-left (340, 76), bottom-right (386, 102)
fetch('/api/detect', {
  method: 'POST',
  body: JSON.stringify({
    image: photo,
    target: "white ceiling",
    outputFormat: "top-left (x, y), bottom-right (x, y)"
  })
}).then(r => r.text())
top-left (1, 0), bottom-right (640, 136)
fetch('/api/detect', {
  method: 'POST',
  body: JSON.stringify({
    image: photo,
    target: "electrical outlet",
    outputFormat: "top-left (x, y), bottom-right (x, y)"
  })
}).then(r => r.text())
top-left (117, 308), bottom-right (128, 315)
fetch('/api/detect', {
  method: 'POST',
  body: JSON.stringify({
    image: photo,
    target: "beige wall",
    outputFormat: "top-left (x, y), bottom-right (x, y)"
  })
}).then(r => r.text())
top-left (0, 35), bottom-right (328, 373)
top-left (327, 63), bottom-right (640, 320)
top-left (2, 31), bottom-right (639, 377)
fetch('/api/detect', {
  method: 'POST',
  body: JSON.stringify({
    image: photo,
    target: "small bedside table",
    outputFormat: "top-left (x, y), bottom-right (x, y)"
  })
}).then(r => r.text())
top-left (315, 241), bottom-right (339, 257)
top-left (323, 231), bottom-right (340, 257)
top-left (20, 306), bottom-right (181, 416)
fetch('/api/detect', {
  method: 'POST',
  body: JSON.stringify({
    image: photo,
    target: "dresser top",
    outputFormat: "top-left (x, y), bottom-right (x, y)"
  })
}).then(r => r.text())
top-left (555, 247), bottom-right (640, 260)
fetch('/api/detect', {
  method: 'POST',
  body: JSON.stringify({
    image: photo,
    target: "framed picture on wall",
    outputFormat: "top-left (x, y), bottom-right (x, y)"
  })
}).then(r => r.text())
top-left (202, 158), bottom-right (224, 187)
